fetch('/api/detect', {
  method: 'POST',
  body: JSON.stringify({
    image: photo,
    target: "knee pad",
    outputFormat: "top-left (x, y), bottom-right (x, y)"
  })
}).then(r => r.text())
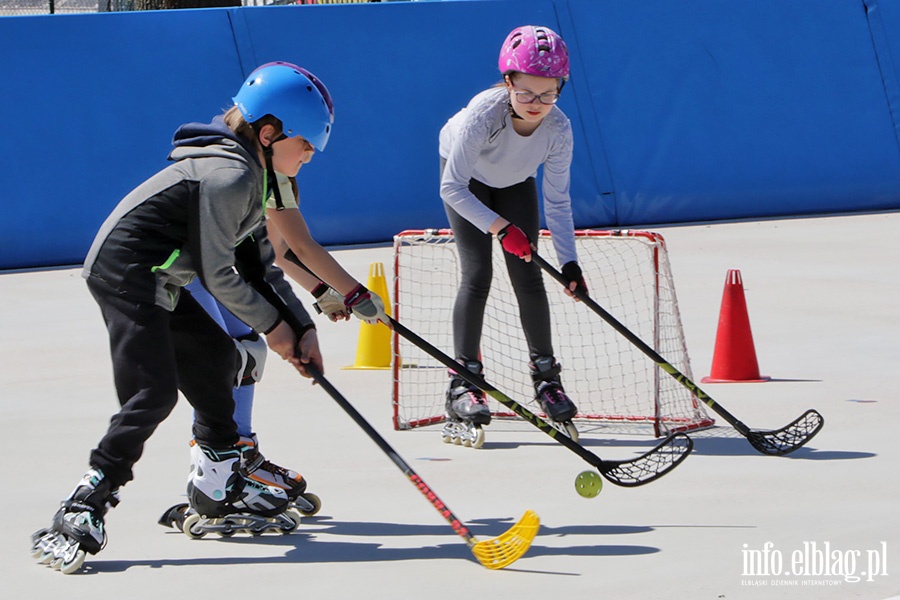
top-left (234, 332), bottom-right (267, 386)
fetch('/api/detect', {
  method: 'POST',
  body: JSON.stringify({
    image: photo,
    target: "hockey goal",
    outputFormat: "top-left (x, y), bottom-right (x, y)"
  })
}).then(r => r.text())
top-left (391, 229), bottom-right (714, 437)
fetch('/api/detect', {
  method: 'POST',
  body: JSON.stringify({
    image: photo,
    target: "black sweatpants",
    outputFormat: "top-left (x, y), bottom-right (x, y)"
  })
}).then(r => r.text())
top-left (442, 175), bottom-right (554, 363)
top-left (87, 279), bottom-right (240, 489)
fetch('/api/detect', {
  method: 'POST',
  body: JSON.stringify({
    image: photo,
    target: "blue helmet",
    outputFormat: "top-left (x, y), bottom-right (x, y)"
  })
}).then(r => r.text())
top-left (233, 62), bottom-right (334, 151)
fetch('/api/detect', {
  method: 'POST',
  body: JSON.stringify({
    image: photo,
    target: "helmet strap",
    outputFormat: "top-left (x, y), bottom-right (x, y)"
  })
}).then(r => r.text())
top-left (503, 76), bottom-right (524, 120)
top-left (507, 100), bottom-right (524, 120)
top-left (258, 127), bottom-right (289, 211)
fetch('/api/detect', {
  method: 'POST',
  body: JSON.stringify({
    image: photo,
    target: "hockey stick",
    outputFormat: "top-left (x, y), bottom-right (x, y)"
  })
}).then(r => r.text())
top-left (532, 253), bottom-right (824, 456)
top-left (303, 363), bottom-right (539, 569)
top-left (390, 317), bottom-right (693, 487)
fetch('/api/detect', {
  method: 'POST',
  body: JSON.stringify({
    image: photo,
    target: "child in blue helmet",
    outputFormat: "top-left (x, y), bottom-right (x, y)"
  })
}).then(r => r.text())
top-left (31, 63), bottom-right (382, 574)
top-left (157, 64), bottom-right (388, 530)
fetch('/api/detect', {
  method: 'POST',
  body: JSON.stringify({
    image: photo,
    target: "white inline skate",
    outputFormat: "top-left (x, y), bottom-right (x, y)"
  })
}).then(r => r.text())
top-left (158, 436), bottom-right (321, 536)
top-left (531, 356), bottom-right (579, 442)
top-left (31, 468), bottom-right (120, 574)
top-left (159, 441), bottom-right (305, 538)
top-left (442, 360), bottom-right (491, 449)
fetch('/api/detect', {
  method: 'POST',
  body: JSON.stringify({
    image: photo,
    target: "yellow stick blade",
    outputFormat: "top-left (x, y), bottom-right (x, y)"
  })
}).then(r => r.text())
top-left (470, 510), bottom-right (540, 570)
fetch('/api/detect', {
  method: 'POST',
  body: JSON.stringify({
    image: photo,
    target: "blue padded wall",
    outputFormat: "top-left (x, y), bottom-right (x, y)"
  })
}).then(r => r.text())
top-left (2, 0), bottom-right (900, 270)
top-left (563, 0), bottom-right (900, 225)
top-left (0, 9), bottom-right (247, 268)
top-left (864, 0), bottom-right (900, 147)
top-left (230, 0), bottom-right (564, 246)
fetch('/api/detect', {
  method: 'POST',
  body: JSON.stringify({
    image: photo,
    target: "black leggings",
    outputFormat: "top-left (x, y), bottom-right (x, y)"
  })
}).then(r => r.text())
top-left (87, 280), bottom-right (240, 489)
top-left (442, 176), bottom-right (553, 363)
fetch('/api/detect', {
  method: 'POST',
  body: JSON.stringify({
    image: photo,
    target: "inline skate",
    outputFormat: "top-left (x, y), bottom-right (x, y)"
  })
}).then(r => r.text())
top-left (158, 438), bottom-right (320, 538)
top-left (31, 468), bottom-right (120, 574)
top-left (237, 434), bottom-right (321, 516)
top-left (442, 360), bottom-right (491, 449)
top-left (531, 356), bottom-right (579, 441)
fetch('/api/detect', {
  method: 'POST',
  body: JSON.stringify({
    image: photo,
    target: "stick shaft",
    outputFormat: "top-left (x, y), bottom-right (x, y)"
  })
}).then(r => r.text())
top-left (390, 317), bottom-right (605, 468)
top-left (305, 364), bottom-right (477, 546)
top-left (532, 253), bottom-right (752, 434)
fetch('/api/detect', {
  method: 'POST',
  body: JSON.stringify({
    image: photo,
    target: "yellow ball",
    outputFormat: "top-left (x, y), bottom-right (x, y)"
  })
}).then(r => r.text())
top-left (574, 470), bottom-right (603, 498)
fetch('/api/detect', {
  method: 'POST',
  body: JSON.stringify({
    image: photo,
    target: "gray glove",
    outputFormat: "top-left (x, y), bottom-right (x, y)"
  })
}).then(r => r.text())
top-left (312, 283), bottom-right (350, 321)
top-left (344, 283), bottom-right (389, 325)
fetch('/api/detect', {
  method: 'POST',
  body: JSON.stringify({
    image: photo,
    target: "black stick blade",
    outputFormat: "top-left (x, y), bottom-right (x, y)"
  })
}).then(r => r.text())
top-left (599, 432), bottom-right (693, 487)
top-left (746, 409), bottom-right (824, 456)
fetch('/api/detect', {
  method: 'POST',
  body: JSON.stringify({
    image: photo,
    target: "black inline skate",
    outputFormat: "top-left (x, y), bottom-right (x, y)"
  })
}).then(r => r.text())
top-left (531, 356), bottom-right (579, 441)
top-left (442, 360), bottom-right (491, 449)
top-left (237, 434), bottom-right (321, 516)
top-left (31, 468), bottom-right (120, 574)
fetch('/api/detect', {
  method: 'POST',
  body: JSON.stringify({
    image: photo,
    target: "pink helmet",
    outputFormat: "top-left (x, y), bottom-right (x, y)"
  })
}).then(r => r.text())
top-left (498, 25), bottom-right (569, 80)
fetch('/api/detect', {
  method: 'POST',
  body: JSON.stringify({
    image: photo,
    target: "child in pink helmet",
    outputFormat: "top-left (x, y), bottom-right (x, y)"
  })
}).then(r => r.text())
top-left (438, 25), bottom-right (588, 447)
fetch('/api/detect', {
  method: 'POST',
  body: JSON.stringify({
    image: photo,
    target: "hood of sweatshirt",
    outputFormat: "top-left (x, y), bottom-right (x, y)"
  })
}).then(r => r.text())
top-left (167, 115), bottom-right (262, 167)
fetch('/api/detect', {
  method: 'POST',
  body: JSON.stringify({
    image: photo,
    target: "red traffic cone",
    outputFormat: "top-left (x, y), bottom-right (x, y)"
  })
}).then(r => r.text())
top-left (701, 269), bottom-right (769, 383)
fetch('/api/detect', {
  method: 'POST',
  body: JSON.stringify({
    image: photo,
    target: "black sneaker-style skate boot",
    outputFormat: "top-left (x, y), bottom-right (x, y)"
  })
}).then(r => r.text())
top-left (530, 356), bottom-right (578, 423)
top-left (32, 468), bottom-right (120, 574)
top-left (237, 435), bottom-right (306, 499)
top-left (445, 360), bottom-right (491, 426)
top-left (237, 434), bottom-right (321, 516)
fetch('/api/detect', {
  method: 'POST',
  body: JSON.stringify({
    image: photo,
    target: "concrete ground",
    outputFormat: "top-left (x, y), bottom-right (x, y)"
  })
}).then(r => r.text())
top-left (2, 211), bottom-right (898, 599)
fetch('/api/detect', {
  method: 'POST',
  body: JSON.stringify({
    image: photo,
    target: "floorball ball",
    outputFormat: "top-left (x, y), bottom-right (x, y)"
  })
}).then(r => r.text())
top-left (574, 470), bottom-right (603, 498)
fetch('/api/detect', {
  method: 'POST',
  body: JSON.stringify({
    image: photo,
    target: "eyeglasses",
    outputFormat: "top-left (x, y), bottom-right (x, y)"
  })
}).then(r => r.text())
top-left (511, 88), bottom-right (561, 105)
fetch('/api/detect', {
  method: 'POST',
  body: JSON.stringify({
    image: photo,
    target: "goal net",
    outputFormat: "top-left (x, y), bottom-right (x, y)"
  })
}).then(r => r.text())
top-left (391, 229), bottom-right (714, 437)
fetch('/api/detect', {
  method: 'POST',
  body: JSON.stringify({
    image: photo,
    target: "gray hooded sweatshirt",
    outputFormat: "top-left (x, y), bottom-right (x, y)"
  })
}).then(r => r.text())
top-left (82, 116), bottom-right (312, 335)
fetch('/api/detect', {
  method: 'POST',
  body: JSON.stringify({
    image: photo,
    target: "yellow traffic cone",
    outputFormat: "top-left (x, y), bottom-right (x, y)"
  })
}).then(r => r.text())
top-left (343, 262), bottom-right (392, 370)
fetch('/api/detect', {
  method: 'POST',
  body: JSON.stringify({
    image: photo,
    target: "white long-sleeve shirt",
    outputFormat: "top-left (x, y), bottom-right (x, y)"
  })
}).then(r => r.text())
top-left (439, 87), bottom-right (577, 266)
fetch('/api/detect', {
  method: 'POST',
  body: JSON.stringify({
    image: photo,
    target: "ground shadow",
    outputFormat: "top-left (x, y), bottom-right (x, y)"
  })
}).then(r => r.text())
top-left (156, 516), bottom-right (653, 540)
top-left (476, 436), bottom-right (682, 453)
top-left (75, 518), bottom-right (670, 574)
top-left (64, 515), bottom-right (776, 575)
top-left (688, 436), bottom-right (875, 460)
top-left (81, 539), bottom-right (660, 575)
top-left (445, 425), bottom-right (874, 461)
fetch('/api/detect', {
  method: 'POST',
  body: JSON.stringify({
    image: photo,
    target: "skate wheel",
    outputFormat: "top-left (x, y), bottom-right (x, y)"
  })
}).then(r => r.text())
top-left (441, 434), bottom-right (452, 444)
top-left (296, 492), bottom-right (321, 516)
top-left (280, 509), bottom-right (303, 534)
top-left (216, 529), bottom-right (236, 538)
top-left (564, 422), bottom-right (579, 443)
top-left (158, 503), bottom-right (189, 529)
top-left (181, 513), bottom-right (206, 539)
top-left (59, 550), bottom-right (86, 575)
top-left (462, 436), bottom-right (472, 448)
top-left (31, 529), bottom-right (52, 560)
top-left (472, 425), bottom-right (485, 449)
top-left (37, 546), bottom-right (56, 565)
top-left (452, 434), bottom-right (462, 445)
top-left (32, 539), bottom-right (52, 561)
